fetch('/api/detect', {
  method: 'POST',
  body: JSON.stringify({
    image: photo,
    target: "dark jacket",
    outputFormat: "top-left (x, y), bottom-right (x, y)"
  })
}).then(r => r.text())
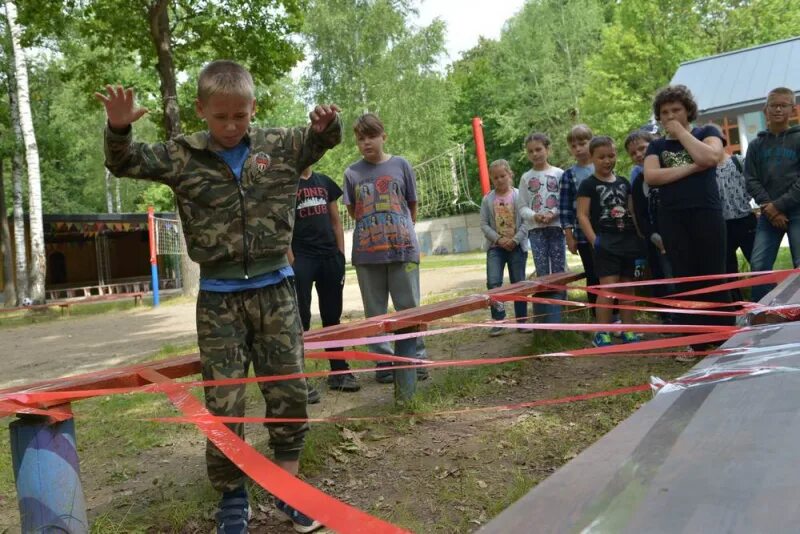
top-left (744, 125), bottom-right (800, 212)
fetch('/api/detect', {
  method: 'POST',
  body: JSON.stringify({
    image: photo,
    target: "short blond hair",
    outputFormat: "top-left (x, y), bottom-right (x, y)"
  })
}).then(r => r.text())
top-left (489, 159), bottom-right (512, 174)
top-left (197, 60), bottom-right (254, 102)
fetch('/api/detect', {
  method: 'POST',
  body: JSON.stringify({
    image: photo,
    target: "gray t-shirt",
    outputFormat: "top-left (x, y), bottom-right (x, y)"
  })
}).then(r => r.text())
top-left (343, 156), bottom-right (419, 265)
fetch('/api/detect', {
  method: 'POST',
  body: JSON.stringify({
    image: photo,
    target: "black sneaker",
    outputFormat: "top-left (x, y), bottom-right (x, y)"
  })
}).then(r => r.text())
top-left (216, 487), bottom-right (250, 534)
top-left (275, 498), bottom-right (323, 533)
top-left (416, 366), bottom-right (430, 381)
top-left (375, 369), bottom-right (394, 384)
top-left (307, 383), bottom-right (321, 404)
top-left (327, 373), bottom-right (361, 392)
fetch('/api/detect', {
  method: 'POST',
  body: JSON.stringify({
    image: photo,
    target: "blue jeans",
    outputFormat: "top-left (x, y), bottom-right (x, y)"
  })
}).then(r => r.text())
top-left (529, 227), bottom-right (566, 323)
top-left (486, 246), bottom-right (528, 321)
top-left (749, 210), bottom-right (800, 302)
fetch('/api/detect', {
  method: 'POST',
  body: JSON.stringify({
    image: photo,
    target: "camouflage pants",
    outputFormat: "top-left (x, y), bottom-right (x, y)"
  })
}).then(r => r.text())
top-left (196, 277), bottom-right (309, 493)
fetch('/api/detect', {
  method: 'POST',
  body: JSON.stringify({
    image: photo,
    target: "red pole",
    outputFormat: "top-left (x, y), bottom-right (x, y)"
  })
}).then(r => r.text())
top-left (471, 117), bottom-right (491, 195)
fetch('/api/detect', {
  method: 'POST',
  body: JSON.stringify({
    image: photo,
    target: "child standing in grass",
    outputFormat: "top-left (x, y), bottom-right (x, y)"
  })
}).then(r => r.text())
top-left (577, 136), bottom-right (643, 347)
top-left (481, 159), bottom-right (530, 336)
top-left (97, 60), bottom-right (339, 533)
top-left (517, 132), bottom-right (566, 322)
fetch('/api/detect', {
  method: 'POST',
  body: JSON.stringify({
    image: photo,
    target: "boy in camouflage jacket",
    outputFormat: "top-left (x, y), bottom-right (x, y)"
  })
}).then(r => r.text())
top-left (96, 60), bottom-right (340, 534)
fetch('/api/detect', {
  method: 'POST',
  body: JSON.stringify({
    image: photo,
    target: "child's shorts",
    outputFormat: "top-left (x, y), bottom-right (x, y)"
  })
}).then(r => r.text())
top-left (593, 234), bottom-right (642, 279)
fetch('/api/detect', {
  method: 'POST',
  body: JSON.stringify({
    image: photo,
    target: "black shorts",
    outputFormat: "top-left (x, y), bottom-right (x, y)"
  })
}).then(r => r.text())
top-left (593, 233), bottom-right (643, 279)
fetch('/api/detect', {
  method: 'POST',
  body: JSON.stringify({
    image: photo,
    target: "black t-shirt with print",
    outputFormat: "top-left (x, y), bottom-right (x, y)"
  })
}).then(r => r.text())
top-left (578, 174), bottom-right (641, 257)
top-left (645, 125), bottom-right (723, 211)
top-left (291, 172), bottom-right (342, 257)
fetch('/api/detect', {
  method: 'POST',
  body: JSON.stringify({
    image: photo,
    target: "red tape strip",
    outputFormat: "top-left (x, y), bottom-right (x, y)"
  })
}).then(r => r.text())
top-left (137, 368), bottom-right (411, 534)
top-left (1, 330), bottom-right (736, 407)
top-left (151, 383), bottom-right (653, 425)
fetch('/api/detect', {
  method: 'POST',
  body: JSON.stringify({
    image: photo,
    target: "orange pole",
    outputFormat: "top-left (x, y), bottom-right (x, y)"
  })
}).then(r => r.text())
top-left (472, 117), bottom-right (491, 195)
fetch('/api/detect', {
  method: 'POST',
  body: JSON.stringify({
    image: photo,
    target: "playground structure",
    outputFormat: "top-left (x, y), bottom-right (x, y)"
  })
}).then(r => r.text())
top-left (3, 267), bottom-right (798, 532)
top-left (0, 270), bottom-right (579, 532)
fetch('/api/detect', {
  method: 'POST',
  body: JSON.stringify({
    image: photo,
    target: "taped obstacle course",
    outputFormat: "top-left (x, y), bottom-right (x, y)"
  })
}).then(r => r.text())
top-left (2, 268), bottom-right (799, 532)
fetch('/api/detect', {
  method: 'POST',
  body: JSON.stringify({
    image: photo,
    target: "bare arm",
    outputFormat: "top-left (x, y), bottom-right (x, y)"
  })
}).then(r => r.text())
top-left (576, 196), bottom-right (595, 246)
top-left (328, 200), bottom-right (345, 254)
top-left (670, 124), bottom-right (722, 168)
top-left (643, 154), bottom-right (701, 186)
top-left (629, 195), bottom-right (643, 238)
top-left (408, 201), bottom-right (417, 224)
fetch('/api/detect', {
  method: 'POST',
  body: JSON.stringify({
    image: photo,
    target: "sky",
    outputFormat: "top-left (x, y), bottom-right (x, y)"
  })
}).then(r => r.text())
top-left (291, 0), bottom-right (526, 80)
top-left (414, 0), bottom-right (526, 65)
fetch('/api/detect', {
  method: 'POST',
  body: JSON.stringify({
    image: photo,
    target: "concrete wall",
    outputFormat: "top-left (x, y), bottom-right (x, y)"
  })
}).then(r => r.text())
top-left (344, 212), bottom-right (483, 261)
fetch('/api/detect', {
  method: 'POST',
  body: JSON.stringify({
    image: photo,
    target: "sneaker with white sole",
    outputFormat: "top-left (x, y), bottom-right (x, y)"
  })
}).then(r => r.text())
top-left (489, 326), bottom-right (504, 337)
top-left (275, 498), bottom-right (323, 533)
top-left (592, 332), bottom-right (614, 347)
top-left (621, 331), bottom-right (641, 344)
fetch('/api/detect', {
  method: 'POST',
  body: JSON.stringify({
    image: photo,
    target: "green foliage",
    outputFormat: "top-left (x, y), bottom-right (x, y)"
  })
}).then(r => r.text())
top-left (450, 0), bottom-right (606, 183)
top-left (579, 0), bottom-right (800, 172)
top-left (302, 0), bottom-right (455, 180)
top-left (18, 0), bottom-right (306, 137)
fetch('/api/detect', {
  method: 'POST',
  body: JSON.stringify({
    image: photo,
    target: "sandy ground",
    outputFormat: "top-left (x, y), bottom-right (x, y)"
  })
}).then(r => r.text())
top-left (0, 264), bottom-right (487, 389)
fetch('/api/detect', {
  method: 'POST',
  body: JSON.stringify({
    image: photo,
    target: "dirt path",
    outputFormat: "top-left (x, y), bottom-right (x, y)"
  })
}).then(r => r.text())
top-left (0, 265), bottom-right (487, 389)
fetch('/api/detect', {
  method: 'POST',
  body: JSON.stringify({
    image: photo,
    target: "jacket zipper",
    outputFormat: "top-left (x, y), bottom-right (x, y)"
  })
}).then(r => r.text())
top-left (209, 151), bottom-right (250, 279)
top-left (237, 180), bottom-right (250, 279)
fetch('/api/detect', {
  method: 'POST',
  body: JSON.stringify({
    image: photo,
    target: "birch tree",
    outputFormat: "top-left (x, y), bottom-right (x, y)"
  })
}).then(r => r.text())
top-left (5, 40), bottom-right (27, 305)
top-left (5, 0), bottom-right (44, 303)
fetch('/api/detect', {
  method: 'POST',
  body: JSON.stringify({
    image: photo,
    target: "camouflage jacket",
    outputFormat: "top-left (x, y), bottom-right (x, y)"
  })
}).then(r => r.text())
top-left (104, 119), bottom-right (342, 279)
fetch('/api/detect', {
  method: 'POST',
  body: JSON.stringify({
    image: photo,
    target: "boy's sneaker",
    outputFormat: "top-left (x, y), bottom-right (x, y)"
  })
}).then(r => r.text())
top-left (375, 369), bottom-right (394, 384)
top-left (327, 373), bottom-right (361, 392)
top-left (275, 498), bottom-right (323, 533)
top-left (592, 332), bottom-right (614, 347)
top-left (215, 488), bottom-right (250, 534)
top-left (416, 365), bottom-right (430, 381)
top-left (307, 384), bottom-right (321, 404)
top-left (489, 326), bottom-right (504, 337)
top-left (621, 331), bottom-right (641, 344)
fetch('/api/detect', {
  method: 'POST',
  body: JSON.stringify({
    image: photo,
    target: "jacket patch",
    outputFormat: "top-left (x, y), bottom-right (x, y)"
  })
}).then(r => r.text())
top-left (253, 152), bottom-right (272, 172)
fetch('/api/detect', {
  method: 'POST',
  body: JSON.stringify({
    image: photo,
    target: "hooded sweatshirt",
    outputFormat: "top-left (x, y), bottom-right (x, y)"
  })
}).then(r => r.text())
top-left (744, 125), bottom-right (800, 213)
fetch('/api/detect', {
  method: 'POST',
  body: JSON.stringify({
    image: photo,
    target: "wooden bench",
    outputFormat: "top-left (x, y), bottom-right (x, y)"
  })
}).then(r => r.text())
top-left (1, 292), bottom-right (146, 317)
top-left (55, 292), bottom-right (145, 315)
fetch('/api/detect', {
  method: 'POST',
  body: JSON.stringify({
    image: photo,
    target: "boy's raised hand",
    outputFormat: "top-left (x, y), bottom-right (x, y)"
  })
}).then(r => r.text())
top-left (309, 104), bottom-right (340, 133)
top-left (94, 85), bottom-right (148, 130)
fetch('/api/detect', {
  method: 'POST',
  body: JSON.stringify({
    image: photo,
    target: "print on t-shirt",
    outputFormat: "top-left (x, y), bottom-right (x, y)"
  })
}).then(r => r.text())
top-left (529, 174), bottom-right (560, 213)
top-left (661, 149), bottom-right (694, 169)
top-left (494, 194), bottom-right (516, 241)
top-left (354, 175), bottom-right (413, 254)
top-left (596, 182), bottom-right (630, 231)
top-left (296, 185), bottom-right (329, 218)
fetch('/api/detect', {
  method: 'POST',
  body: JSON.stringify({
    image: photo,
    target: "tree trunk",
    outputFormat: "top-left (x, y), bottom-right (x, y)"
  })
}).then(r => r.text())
top-left (147, 0), bottom-right (198, 296)
top-left (147, 0), bottom-right (181, 139)
top-left (6, 0), bottom-right (45, 304)
top-left (6, 32), bottom-right (28, 305)
top-left (0, 162), bottom-right (17, 306)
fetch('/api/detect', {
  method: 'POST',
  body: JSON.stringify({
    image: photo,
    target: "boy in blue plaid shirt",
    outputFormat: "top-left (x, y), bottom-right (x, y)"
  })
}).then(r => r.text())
top-left (559, 124), bottom-right (600, 314)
